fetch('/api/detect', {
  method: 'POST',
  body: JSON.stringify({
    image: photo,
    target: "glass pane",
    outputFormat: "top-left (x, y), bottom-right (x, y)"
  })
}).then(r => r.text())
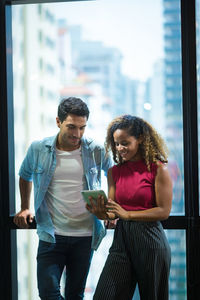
top-left (85, 230), bottom-right (187, 300)
top-left (163, 0), bottom-right (184, 215)
top-left (12, 1), bottom-right (184, 214)
top-left (16, 230), bottom-right (186, 300)
top-left (166, 230), bottom-right (187, 300)
top-left (87, 230), bottom-right (187, 300)
top-left (12, 0), bottom-right (185, 299)
top-left (16, 230), bottom-right (38, 300)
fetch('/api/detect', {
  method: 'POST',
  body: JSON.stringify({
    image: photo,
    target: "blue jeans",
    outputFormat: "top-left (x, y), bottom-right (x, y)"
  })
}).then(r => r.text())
top-left (37, 235), bottom-right (93, 300)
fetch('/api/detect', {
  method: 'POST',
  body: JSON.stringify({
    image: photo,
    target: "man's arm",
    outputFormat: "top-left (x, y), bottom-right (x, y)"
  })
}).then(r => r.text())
top-left (101, 148), bottom-right (113, 176)
top-left (13, 177), bottom-right (34, 228)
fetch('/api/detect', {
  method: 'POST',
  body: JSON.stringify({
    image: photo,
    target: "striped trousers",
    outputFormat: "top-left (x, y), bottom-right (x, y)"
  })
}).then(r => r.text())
top-left (93, 220), bottom-right (171, 300)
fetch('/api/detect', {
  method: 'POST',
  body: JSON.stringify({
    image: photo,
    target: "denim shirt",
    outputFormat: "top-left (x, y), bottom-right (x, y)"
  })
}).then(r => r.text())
top-left (19, 135), bottom-right (113, 250)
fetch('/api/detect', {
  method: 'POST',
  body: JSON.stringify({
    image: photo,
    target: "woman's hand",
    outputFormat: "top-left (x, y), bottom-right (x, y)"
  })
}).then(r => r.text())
top-left (106, 199), bottom-right (129, 220)
top-left (86, 195), bottom-right (108, 220)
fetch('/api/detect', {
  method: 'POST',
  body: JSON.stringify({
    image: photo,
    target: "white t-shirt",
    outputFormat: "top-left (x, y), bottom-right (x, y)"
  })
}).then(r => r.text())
top-left (45, 147), bottom-right (93, 236)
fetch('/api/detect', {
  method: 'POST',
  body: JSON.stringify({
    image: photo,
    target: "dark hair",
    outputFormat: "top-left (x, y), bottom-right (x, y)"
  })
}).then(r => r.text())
top-left (58, 97), bottom-right (90, 123)
top-left (106, 114), bottom-right (168, 170)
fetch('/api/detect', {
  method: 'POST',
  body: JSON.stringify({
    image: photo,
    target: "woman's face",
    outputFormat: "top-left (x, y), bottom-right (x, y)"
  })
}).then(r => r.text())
top-left (113, 129), bottom-right (142, 162)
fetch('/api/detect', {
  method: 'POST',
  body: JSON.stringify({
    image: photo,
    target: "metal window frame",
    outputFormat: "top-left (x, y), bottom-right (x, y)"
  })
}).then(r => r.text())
top-left (0, 0), bottom-right (200, 299)
top-left (181, 1), bottom-right (200, 298)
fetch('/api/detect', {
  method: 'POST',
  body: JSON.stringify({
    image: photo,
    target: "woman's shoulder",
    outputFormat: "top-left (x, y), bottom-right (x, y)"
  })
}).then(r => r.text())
top-left (150, 160), bottom-right (165, 177)
top-left (109, 164), bottom-right (119, 174)
top-left (153, 161), bottom-right (169, 176)
top-left (109, 163), bottom-right (122, 181)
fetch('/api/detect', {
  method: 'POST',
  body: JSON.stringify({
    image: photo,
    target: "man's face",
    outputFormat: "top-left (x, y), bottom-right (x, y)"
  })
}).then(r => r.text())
top-left (56, 114), bottom-right (87, 151)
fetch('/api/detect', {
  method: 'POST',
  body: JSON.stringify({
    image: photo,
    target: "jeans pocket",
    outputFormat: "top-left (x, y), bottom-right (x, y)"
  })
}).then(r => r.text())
top-left (37, 240), bottom-right (54, 258)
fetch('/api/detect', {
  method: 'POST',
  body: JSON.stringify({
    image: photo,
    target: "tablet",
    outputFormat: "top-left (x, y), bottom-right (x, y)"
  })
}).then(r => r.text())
top-left (81, 190), bottom-right (108, 206)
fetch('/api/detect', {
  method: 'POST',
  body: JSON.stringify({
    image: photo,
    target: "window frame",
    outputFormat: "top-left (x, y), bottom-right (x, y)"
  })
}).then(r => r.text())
top-left (0, 0), bottom-right (200, 299)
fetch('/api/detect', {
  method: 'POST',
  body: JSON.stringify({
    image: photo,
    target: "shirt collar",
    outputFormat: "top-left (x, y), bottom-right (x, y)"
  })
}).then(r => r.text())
top-left (44, 135), bottom-right (94, 152)
top-left (44, 135), bottom-right (58, 152)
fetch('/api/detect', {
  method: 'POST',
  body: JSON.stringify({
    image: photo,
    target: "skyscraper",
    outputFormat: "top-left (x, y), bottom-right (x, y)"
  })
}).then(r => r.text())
top-left (163, 1), bottom-right (186, 298)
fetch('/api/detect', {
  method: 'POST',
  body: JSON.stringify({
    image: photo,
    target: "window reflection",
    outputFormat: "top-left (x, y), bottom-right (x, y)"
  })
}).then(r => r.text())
top-left (12, 0), bottom-right (185, 299)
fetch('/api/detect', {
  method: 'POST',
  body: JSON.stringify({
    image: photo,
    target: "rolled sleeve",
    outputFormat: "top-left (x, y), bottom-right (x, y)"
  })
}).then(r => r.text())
top-left (19, 144), bottom-right (34, 182)
top-left (102, 149), bottom-right (113, 176)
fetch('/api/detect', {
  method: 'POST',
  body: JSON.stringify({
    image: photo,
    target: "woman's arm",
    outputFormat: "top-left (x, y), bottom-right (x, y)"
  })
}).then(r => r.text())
top-left (106, 163), bottom-right (173, 221)
top-left (106, 168), bottom-right (117, 220)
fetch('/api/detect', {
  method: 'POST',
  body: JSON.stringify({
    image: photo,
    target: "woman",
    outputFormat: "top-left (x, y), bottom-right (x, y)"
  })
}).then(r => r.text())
top-left (87, 115), bottom-right (173, 300)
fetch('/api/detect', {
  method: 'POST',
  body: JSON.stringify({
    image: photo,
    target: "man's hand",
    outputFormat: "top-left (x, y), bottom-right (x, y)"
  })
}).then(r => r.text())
top-left (13, 209), bottom-right (34, 229)
top-left (86, 195), bottom-right (108, 220)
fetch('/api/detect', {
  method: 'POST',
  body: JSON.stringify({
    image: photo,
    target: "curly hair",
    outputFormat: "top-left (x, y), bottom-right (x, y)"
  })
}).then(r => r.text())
top-left (105, 115), bottom-right (169, 171)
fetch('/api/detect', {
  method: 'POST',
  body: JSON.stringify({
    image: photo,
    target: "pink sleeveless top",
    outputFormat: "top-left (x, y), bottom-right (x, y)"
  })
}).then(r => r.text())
top-left (112, 160), bottom-right (158, 211)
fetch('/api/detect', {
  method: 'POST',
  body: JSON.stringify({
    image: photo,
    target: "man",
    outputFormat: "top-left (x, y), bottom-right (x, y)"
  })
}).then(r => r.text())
top-left (14, 97), bottom-right (113, 300)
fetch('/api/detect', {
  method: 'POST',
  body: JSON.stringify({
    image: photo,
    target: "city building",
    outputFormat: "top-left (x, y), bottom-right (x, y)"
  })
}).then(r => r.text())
top-left (12, 4), bottom-right (60, 299)
top-left (163, 0), bottom-right (186, 298)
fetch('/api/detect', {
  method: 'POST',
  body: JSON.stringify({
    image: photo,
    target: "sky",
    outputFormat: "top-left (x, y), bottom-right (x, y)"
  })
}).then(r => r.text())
top-left (51, 0), bottom-right (164, 81)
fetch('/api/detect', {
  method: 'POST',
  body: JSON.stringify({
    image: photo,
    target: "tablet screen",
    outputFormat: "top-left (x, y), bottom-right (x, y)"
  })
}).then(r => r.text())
top-left (81, 190), bottom-right (108, 205)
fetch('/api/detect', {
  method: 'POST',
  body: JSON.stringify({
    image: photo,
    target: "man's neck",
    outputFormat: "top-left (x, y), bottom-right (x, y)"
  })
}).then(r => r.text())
top-left (56, 138), bottom-right (81, 152)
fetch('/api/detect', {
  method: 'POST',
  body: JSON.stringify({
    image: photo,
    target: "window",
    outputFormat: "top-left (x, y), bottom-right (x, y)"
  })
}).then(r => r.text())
top-left (1, 0), bottom-right (200, 299)
top-left (12, 1), bottom-right (185, 299)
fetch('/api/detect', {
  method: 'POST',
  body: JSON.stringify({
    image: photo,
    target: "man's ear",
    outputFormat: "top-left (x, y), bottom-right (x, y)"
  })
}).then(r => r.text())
top-left (56, 117), bottom-right (61, 128)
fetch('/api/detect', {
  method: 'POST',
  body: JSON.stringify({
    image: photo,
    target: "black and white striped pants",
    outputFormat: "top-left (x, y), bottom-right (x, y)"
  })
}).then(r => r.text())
top-left (93, 220), bottom-right (171, 300)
